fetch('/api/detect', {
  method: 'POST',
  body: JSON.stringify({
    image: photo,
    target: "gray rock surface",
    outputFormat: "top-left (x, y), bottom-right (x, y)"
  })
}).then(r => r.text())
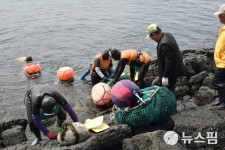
top-left (2, 126), bottom-right (27, 147)
top-left (123, 130), bottom-right (186, 150)
top-left (172, 104), bottom-right (225, 149)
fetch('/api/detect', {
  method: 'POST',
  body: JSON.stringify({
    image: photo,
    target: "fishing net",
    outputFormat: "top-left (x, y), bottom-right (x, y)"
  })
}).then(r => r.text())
top-left (113, 86), bottom-right (177, 127)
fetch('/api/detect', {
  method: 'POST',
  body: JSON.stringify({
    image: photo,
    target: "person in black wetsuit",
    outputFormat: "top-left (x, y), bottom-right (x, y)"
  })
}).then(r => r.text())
top-left (24, 85), bottom-right (79, 145)
top-left (110, 49), bottom-right (151, 88)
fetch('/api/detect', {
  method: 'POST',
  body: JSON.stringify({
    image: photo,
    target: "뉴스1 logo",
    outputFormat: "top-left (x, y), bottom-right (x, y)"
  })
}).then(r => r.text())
top-left (163, 131), bottom-right (179, 145)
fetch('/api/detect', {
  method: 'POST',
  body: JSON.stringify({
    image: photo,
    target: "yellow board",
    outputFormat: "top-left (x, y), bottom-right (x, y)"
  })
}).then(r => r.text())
top-left (84, 116), bottom-right (103, 130)
top-left (91, 123), bottom-right (109, 133)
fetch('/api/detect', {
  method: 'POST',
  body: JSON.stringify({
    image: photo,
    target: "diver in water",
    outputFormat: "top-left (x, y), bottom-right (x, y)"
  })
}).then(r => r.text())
top-left (23, 56), bottom-right (42, 78)
top-left (24, 85), bottom-right (79, 145)
top-left (25, 56), bottom-right (33, 63)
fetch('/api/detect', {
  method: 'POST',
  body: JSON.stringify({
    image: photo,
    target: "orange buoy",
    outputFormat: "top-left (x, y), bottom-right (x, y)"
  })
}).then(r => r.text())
top-left (57, 67), bottom-right (75, 81)
top-left (24, 62), bottom-right (42, 74)
top-left (91, 83), bottom-right (111, 106)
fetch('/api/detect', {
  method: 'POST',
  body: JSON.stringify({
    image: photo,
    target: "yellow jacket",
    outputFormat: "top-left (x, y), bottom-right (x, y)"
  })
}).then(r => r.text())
top-left (214, 25), bottom-right (225, 68)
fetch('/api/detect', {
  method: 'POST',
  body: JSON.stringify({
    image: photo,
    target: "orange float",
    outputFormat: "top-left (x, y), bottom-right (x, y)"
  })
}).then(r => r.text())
top-left (57, 67), bottom-right (75, 81)
top-left (91, 83), bottom-right (111, 106)
top-left (24, 62), bottom-right (42, 75)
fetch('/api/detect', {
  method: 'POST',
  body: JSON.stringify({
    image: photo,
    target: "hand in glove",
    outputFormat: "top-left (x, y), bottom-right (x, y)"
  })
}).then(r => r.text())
top-left (102, 77), bottom-right (108, 82)
top-left (162, 77), bottom-right (169, 86)
top-left (45, 131), bottom-right (57, 139)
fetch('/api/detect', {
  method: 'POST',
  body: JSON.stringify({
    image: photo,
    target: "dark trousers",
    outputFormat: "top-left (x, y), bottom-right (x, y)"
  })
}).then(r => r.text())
top-left (138, 62), bottom-right (150, 89)
top-left (91, 70), bottom-right (109, 86)
top-left (212, 67), bottom-right (225, 103)
top-left (25, 91), bottom-right (66, 138)
top-left (152, 76), bottom-right (178, 94)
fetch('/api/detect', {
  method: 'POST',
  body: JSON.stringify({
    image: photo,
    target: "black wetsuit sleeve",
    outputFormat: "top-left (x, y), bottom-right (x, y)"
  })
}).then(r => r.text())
top-left (161, 44), bottom-right (173, 78)
top-left (130, 61), bottom-right (136, 80)
top-left (114, 58), bottom-right (129, 82)
top-left (93, 58), bottom-right (100, 68)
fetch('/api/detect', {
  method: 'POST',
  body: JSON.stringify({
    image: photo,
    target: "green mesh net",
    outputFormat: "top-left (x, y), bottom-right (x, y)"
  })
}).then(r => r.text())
top-left (113, 86), bottom-right (177, 127)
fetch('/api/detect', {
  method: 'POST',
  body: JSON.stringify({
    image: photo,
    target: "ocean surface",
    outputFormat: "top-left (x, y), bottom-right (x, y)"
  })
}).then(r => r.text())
top-left (0, 0), bottom-right (224, 121)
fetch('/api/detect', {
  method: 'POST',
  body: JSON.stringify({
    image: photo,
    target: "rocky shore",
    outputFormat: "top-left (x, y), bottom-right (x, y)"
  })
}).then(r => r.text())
top-left (1, 48), bottom-right (225, 150)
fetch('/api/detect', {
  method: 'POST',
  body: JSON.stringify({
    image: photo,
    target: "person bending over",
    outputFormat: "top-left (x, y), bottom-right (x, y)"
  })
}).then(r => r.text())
top-left (90, 49), bottom-right (115, 86)
top-left (110, 49), bottom-right (151, 88)
top-left (24, 85), bottom-right (79, 145)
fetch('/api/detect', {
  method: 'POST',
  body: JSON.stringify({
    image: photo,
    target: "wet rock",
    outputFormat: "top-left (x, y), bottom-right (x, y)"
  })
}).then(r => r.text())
top-left (202, 73), bottom-right (214, 87)
top-left (64, 136), bottom-right (101, 150)
top-left (177, 96), bottom-right (199, 113)
top-left (123, 130), bottom-right (186, 150)
top-left (176, 77), bottom-right (189, 86)
top-left (188, 71), bottom-right (208, 85)
top-left (1, 142), bottom-right (28, 150)
top-left (172, 104), bottom-right (225, 149)
top-left (96, 124), bottom-right (132, 149)
top-left (183, 51), bottom-right (214, 75)
top-left (195, 86), bottom-right (218, 106)
top-left (175, 85), bottom-right (190, 98)
top-left (2, 126), bottom-right (27, 147)
top-left (0, 118), bottom-right (27, 148)
top-left (191, 84), bottom-right (201, 92)
top-left (1, 118), bottom-right (27, 131)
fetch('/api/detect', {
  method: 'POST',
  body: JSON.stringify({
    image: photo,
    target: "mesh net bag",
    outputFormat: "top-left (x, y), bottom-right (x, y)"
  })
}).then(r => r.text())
top-left (113, 86), bottom-right (177, 127)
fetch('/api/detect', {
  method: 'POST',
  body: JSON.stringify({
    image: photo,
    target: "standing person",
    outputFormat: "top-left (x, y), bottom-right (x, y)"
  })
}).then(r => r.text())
top-left (90, 49), bottom-right (115, 86)
top-left (110, 49), bottom-right (151, 88)
top-left (24, 85), bottom-right (79, 145)
top-left (211, 4), bottom-right (225, 109)
top-left (146, 24), bottom-right (185, 93)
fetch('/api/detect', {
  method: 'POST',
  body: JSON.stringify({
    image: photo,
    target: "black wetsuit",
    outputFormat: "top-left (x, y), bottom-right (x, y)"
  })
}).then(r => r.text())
top-left (24, 85), bottom-right (78, 138)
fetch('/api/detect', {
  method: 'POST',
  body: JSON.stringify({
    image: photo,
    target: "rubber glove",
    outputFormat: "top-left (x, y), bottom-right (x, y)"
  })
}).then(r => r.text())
top-left (162, 77), bottom-right (169, 86)
top-left (45, 131), bottom-right (57, 139)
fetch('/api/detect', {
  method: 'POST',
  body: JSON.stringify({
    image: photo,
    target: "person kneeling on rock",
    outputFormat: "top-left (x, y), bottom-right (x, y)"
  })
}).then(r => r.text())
top-left (24, 85), bottom-right (79, 145)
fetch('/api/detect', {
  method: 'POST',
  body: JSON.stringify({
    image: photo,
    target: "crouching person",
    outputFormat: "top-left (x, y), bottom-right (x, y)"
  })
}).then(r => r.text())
top-left (24, 85), bottom-right (79, 145)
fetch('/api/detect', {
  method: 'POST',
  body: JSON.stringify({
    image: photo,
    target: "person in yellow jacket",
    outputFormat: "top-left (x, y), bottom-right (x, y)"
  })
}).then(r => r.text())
top-left (90, 49), bottom-right (115, 86)
top-left (212, 4), bottom-right (225, 109)
top-left (110, 49), bottom-right (151, 88)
